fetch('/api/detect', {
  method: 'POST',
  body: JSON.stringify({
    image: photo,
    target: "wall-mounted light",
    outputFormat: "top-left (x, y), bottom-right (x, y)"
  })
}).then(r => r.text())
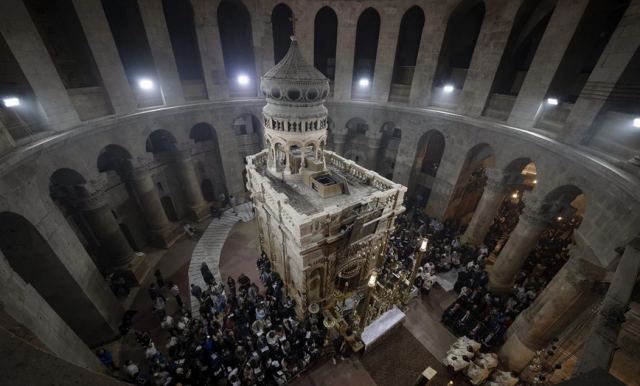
top-left (557, 216), bottom-right (563, 221)
top-left (511, 192), bottom-right (519, 199)
top-left (547, 97), bottom-right (559, 106)
top-left (443, 84), bottom-right (455, 93)
top-left (237, 74), bottom-right (250, 86)
top-left (633, 118), bottom-right (640, 128)
top-left (532, 179), bottom-right (538, 185)
top-left (138, 78), bottom-right (155, 91)
top-left (358, 78), bottom-right (370, 88)
top-left (2, 97), bottom-right (20, 107)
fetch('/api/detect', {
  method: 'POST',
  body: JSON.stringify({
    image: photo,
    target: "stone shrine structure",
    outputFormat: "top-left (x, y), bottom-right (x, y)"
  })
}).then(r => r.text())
top-left (246, 38), bottom-right (406, 312)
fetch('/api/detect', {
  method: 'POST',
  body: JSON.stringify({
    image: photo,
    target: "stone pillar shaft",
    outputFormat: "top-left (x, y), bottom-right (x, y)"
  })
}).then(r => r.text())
top-left (137, 0), bottom-right (185, 106)
top-left (0, 119), bottom-right (16, 156)
top-left (457, 0), bottom-right (521, 116)
top-left (72, 0), bottom-right (138, 115)
top-left (81, 195), bottom-right (134, 269)
top-left (500, 255), bottom-right (604, 371)
top-left (490, 204), bottom-right (547, 289)
top-left (561, 0), bottom-right (640, 145)
top-left (192, 0), bottom-right (229, 101)
top-left (371, 10), bottom-right (401, 102)
top-left (462, 170), bottom-right (506, 245)
top-left (507, 0), bottom-right (589, 128)
top-left (176, 154), bottom-right (210, 221)
top-left (0, 0), bottom-right (80, 130)
top-left (574, 239), bottom-right (640, 375)
top-left (333, 7), bottom-right (357, 101)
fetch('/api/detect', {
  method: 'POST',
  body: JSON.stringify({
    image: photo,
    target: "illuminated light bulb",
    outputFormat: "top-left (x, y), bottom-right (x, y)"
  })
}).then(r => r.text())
top-left (138, 78), bottom-right (155, 90)
top-left (633, 118), bottom-right (640, 128)
top-left (443, 84), bottom-right (454, 93)
top-left (358, 78), bottom-right (370, 87)
top-left (2, 97), bottom-right (20, 107)
top-left (237, 74), bottom-right (250, 86)
top-left (512, 192), bottom-right (519, 199)
top-left (547, 97), bottom-right (559, 105)
top-left (557, 216), bottom-right (563, 221)
top-left (533, 179), bottom-right (538, 184)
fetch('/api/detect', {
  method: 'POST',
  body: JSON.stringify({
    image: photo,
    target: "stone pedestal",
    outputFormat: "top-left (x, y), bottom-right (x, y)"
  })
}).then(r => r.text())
top-left (366, 136), bottom-right (382, 171)
top-left (129, 163), bottom-right (182, 248)
top-left (461, 169), bottom-right (506, 245)
top-left (499, 255), bottom-right (605, 371)
top-left (175, 151), bottom-right (210, 222)
top-left (574, 238), bottom-right (640, 375)
top-left (489, 203), bottom-right (547, 290)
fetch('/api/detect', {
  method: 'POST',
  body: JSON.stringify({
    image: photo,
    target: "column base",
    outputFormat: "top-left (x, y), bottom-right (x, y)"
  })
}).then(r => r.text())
top-left (149, 224), bottom-right (184, 249)
top-left (116, 253), bottom-right (151, 287)
top-left (488, 271), bottom-right (514, 293)
top-left (499, 332), bottom-right (536, 372)
top-left (187, 203), bottom-right (212, 223)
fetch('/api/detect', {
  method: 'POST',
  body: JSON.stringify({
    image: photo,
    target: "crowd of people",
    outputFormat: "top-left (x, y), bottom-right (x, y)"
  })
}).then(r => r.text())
top-left (101, 256), bottom-right (339, 386)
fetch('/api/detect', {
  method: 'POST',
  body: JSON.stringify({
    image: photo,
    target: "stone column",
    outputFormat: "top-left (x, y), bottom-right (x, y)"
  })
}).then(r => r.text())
top-left (332, 132), bottom-right (347, 156)
top-left (371, 9), bottom-right (402, 102)
top-left (129, 161), bottom-right (182, 248)
top-left (192, 0), bottom-right (229, 100)
top-left (0, 0), bottom-right (80, 130)
top-left (80, 190), bottom-right (134, 269)
top-left (409, 5), bottom-right (448, 107)
top-left (507, 0), bottom-right (589, 129)
top-left (500, 254), bottom-right (605, 371)
top-left (365, 136), bottom-right (383, 171)
top-left (490, 198), bottom-right (548, 289)
top-left (137, 0), bottom-right (185, 106)
top-left (0, 119), bottom-right (16, 156)
top-left (293, 4), bottom-right (319, 63)
top-left (175, 147), bottom-right (210, 222)
top-left (72, 0), bottom-right (138, 115)
top-left (561, 0), bottom-right (640, 145)
top-left (457, 0), bottom-right (521, 117)
top-left (250, 2), bottom-right (274, 85)
top-left (574, 238), bottom-right (640, 375)
top-left (333, 5), bottom-right (358, 101)
top-left (461, 168), bottom-right (506, 245)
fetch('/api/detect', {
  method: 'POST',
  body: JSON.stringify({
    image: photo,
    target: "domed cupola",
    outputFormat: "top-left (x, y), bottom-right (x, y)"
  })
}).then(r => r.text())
top-left (260, 37), bottom-right (330, 180)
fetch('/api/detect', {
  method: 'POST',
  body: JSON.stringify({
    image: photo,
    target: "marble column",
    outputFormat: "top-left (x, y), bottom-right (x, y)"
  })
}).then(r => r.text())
top-left (574, 238), bottom-right (640, 375)
top-left (0, 119), bottom-right (16, 156)
top-left (192, 0), bottom-right (229, 101)
top-left (175, 147), bottom-right (210, 222)
top-left (333, 5), bottom-right (358, 101)
top-left (371, 8), bottom-right (402, 102)
top-left (80, 190), bottom-right (135, 269)
top-left (461, 168), bottom-right (506, 246)
top-left (332, 132), bottom-right (347, 156)
top-left (137, 0), bottom-right (185, 106)
top-left (72, 0), bottom-right (138, 115)
top-left (506, 0), bottom-right (589, 129)
top-left (456, 0), bottom-right (521, 117)
top-left (365, 136), bottom-right (383, 171)
top-left (409, 5), bottom-right (448, 107)
top-left (500, 254), bottom-right (605, 371)
top-left (561, 0), bottom-right (640, 145)
top-left (0, 0), bottom-right (80, 130)
top-left (129, 161), bottom-right (182, 248)
top-left (490, 199), bottom-right (548, 289)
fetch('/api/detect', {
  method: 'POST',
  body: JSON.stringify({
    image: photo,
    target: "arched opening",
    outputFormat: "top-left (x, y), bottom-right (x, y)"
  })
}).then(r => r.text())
top-left (272, 3), bottom-right (294, 64)
top-left (538, 0), bottom-right (631, 129)
top-left (391, 6), bottom-right (425, 86)
top-left (97, 144), bottom-right (133, 178)
top-left (352, 8), bottom-right (380, 99)
top-left (190, 122), bottom-right (228, 203)
top-left (445, 143), bottom-right (495, 227)
top-left (377, 122), bottom-right (401, 178)
top-left (162, 0), bottom-right (206, 101)
top-left (433, 0), bottom-right (485, 90)
top-left (314, 6), bottom-right (338, 79)
top-left (233, 114), bottom-right (263, 159)
top-left (343, 117), bottom-right (369, 166)
top-left (146, 129), bottom-right (178, 154)
top-left (485, 158), bottom-right (538, 255)
top-left (218, 0), bottom-right (255, 96)
top-left (101, 0), bottom-right (161, 107)
top-left (160, 196), bottom-right (179, 222)
top-left (0, 212), bottom-right (109, 346)
top-left (325, 118), bottom-right (336, 150)
top-left (408, 130), bottom-right (446, 209)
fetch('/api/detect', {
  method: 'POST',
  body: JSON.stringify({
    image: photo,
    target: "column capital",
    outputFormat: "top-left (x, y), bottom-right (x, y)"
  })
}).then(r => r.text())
top-left (128, 157), bottom-right (155, 180)
top-left (80, 179), bottom-right (110, 210)
top-left (484, 168), bottom-right (506, 194)
top-left (563, 252), bottom-right (606, 289)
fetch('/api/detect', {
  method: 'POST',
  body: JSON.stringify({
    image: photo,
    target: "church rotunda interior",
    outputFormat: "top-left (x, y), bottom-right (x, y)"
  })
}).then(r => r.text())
top-left (0, 0), bottom-right (639, 385)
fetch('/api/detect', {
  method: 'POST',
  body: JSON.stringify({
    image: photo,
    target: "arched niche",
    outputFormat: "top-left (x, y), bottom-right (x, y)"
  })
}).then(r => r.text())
top-left (146, 129), bottom-right (178, 154)
top-left (314, 6), bottom-right (338, 79)
top-left (392, 6), bottom-right (425, 86)
top-left (189, 122), bottom-right (228, 200)
top-left (408, 130), bottom-right (446, 208)
top-left (218, 0), bottom-right (255, 88)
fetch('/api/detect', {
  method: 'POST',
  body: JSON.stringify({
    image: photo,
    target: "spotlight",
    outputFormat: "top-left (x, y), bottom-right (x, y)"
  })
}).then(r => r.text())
top-left (532, 179), bottom-right (538, 184)
top-left (2, 97), bottom-right (20, 107)
top-left (138, 78), bottom-right (155, 91)
top-left (633, 118), bottom-right (640, 128)
top-left (557, 216), bottom-right (563, 221)
top-left (547, 97), bottom-right (559, 106)
top-left (443, 84), bottom-right (455, 93)
top-left (358, 78), bottom-right (370, 88)
top-left (511, 192), bottom-right (519, 199)
top-left (237, 74), bottom-right (250, 86)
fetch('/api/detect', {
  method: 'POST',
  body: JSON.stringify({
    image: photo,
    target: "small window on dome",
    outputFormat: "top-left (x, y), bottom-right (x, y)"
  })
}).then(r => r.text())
top-left (307, 89), bottom-right (318, 100)
top-left (321, 89), bottom-right (328, 99)
top-left (271, 88), bottom-right (281, 99)
top-left (287, 89), bottom-right (301, 100)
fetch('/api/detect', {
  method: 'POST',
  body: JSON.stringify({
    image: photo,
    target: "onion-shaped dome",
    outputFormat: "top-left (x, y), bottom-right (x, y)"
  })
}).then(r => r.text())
top-left (261, 37), bottom-right (330, 105)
